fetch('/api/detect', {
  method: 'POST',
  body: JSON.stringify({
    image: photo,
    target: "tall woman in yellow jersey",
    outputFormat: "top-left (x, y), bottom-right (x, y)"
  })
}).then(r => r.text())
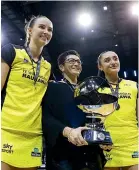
top-left (97, 51), bottom-right (138, 170)
top-left (1, 15), bottom-right (53, 170)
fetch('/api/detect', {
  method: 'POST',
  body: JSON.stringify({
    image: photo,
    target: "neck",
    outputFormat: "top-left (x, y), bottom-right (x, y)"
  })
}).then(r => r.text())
top-left (105, 73), bottom-right (119, 84)
top-left (63, 74), bottom-right (77, 85)
top-left (28, 41), bottom-right (43, 60)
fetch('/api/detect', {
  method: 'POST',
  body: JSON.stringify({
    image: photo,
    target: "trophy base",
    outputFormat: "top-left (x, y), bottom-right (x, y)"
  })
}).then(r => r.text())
top-left (82, 129), bottom-right (113, 145)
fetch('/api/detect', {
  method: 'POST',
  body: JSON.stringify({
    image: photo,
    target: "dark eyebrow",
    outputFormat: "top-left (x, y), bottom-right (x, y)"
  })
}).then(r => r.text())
top-left (39, 24), bottom-right (45, 26)
top-left (103, 56), bottom-right (110, 60)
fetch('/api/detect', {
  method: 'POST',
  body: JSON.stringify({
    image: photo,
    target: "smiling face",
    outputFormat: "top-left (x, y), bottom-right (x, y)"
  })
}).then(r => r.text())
top-left (27, 17), bottom-right (53, 47)
top-left (98, 51), bottom-right (120, 76)
top-left (59, 55), bottom-right (82, 78)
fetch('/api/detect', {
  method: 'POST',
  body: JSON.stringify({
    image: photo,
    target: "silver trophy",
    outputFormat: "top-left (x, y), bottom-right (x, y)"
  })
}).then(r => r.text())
top-left (74, 76), bottom-right (118, 145)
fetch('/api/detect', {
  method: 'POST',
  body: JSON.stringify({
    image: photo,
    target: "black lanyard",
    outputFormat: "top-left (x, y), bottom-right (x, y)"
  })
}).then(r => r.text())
top-left (108, 78), bottom-right (122, 110)
top-left (25, 46), bottom-right (42, 85)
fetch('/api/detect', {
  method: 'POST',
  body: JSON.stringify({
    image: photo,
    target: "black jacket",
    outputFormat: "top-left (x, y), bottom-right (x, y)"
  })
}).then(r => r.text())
top-left (42, 81), bottom-right (85, 147)
top-left (42, 81), bottom-right (106, 167)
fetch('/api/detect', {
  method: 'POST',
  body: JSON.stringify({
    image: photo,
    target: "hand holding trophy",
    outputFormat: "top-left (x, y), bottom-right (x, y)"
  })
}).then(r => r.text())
top-left (74, 76), bottom-right (118, 148)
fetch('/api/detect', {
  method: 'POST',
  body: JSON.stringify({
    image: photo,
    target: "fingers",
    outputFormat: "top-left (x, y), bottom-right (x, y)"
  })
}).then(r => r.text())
top-left (68, 137), bottom-right (77, 145)
top-left (69, 134), bottom-right (88, 146)
top-left (68, 127), bottom-right (88, 146)
top-left (99, 144), bottom-right (113, 151)
top-left (79, 126), bottom-right (91, 131)
top-left (76, 127), bottom-right (89, 145)
top-left (77, 134), bottom-right (88, 146)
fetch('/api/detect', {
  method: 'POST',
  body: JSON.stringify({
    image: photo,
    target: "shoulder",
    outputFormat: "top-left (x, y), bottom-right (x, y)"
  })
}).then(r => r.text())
top-left (43, 81), bottom-right (64, 100)
top-left (121, 79), bottom-right (138, 88)
top-left (47, 80), bottom-right (67, 88)
top-left (41, 56), bottom-right (51, 66)
top-left (2, 43), bottom-right (24, 51)
top-left (1, 44), bottom-right (24, 66)
top-left (1, 44), bottom-right (15, 58)
top-left (121, 79), bottom-right (136, 85)
top-left (46, 80), bottom-right (71, 94)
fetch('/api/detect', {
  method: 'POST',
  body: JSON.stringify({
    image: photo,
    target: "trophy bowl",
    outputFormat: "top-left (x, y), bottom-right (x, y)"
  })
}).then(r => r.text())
top-left (74, 76), bottom-right (118, 145)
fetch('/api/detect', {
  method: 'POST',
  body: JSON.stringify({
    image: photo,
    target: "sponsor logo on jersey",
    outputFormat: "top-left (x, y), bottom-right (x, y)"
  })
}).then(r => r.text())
top-left (108, 92), bottom-right (131, 99)
top-left (22, 69), bottom-right (48, 85)
top-left (124, 84), bottom-right (131, 86)
top-left (132, 151), bottom-right (139, 158)
top-left (2, 143), bottom-right (14, 154)
top-left (31, 148), bottom-right (41, 157)
top-left (118, 93), bottom-right (131, 99)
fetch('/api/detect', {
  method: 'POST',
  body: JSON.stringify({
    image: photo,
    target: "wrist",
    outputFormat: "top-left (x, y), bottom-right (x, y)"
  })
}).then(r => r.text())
top-left (63, 127), bottom-right (73, 138)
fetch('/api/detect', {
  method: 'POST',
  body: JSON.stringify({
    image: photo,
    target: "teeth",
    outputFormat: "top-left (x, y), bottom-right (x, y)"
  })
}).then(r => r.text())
top-left (41, 37), bottom-right (48, 41)
top-left (41, 36), bottom-right (47, 38)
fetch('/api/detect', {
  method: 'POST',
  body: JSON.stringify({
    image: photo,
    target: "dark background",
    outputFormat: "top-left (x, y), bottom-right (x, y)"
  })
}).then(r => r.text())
top-left (1, 1), bottom-right (138, 82)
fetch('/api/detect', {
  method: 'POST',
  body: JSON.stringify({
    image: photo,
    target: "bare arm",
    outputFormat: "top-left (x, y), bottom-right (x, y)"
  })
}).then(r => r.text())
top-left (1, 58), bottom-right (10, 91)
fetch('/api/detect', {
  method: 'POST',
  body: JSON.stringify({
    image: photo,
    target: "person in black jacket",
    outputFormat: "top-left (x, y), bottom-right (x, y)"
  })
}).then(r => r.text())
top-left (42, 50), bottom-right (106, 170)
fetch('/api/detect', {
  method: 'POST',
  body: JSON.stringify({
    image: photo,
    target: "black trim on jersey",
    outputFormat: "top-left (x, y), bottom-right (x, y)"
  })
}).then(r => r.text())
top-left (1, 44), bottom-right (16, 66)
top-left (1, 70), bottom-right (11, 109)
top-left (1, 44), bottom-right (24, 109)
top-left (1, 44), bottom-right (25, 66)
top-left (13, 44), bottom-right (24, 50)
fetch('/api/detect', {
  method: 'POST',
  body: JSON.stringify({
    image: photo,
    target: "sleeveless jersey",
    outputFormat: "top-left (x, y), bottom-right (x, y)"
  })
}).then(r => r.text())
top-left (99, 79), bottom-right (138, 166)
top-left (1, 43), bottom-right (51, 167)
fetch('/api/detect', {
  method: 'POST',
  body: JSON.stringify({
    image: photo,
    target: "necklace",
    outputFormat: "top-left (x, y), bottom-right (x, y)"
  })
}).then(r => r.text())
top-left (108, 78), bottom-right (122, 110)
top-left (62, 78), bottom-right (77, 92)
top-left (24, 46), bottom-right (42, 85)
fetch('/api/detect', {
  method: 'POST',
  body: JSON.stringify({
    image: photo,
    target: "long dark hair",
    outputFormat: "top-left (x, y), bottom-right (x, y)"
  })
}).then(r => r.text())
top-left (97, 51), bottom-right (109, 78)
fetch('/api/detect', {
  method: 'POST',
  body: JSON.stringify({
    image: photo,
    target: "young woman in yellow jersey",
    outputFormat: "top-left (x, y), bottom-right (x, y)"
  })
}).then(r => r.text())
top-left (97, 51), bottom-right (138, 170)
top-left (1, 15), bottom-right (53, 170)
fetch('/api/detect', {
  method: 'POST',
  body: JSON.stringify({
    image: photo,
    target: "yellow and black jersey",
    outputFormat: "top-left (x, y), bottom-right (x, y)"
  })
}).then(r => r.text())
top-left (99, 79), bottom-right (139, 167)
top-left (99, 79), bottom-right (138, 133)
top-left (1, 43), bottom-right (51, 135)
